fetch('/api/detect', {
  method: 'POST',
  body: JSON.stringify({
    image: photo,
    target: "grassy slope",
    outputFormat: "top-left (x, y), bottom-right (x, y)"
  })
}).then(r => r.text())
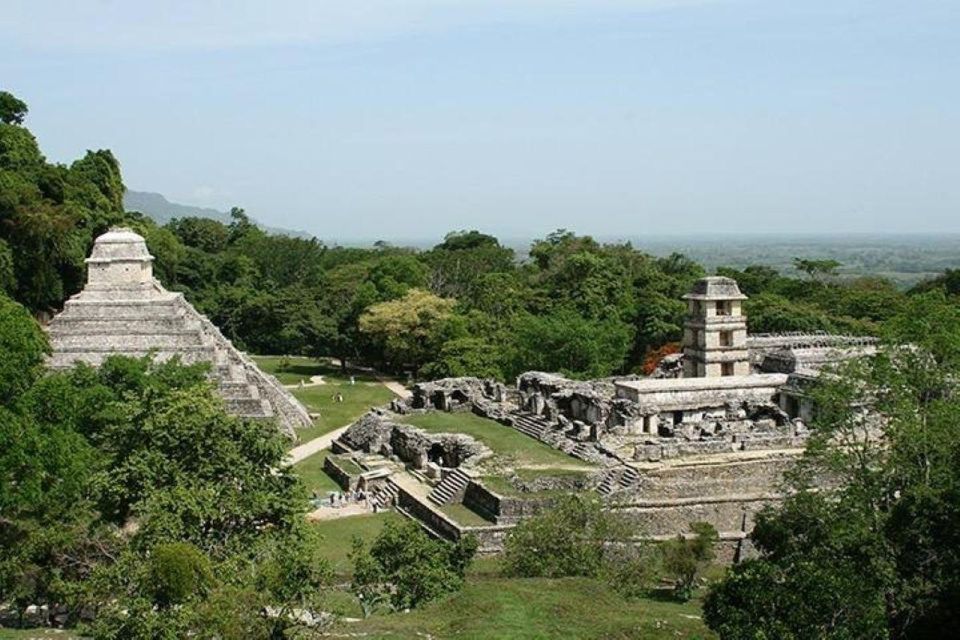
top-left (338, 576), bottom-right (714, 639)
top-left (309, 511), bottom-right (403, 575)
top-left (440, 502), bottom-right (495, 526)
top-left (401, 412), bottom-right (593, 471)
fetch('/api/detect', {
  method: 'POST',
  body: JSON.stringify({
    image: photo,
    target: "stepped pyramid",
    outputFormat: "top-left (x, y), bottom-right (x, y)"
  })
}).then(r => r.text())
top-left (47, 227), bottom-right (312, 438)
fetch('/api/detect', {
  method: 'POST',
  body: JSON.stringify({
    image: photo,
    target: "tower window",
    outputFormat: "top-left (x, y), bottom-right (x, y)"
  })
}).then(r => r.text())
top-left (715, 301), bottom-right (728, 316)
top-left (720, 330), bottom-right (733, 347)
top-left (721, 362), bottom-right (735, 376)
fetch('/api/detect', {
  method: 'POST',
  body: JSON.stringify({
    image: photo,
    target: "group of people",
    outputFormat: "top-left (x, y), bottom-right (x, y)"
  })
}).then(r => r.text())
top-left (311, 488), bottom-right (366, 509)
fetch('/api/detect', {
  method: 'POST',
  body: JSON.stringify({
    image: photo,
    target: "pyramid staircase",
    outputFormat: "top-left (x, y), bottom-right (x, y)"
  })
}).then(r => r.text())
top-left (427, 468), bottom-right (472, 506)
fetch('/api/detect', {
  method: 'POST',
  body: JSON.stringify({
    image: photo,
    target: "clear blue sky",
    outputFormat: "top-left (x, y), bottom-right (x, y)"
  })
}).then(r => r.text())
top-left (2, 1), bottom-right (958, 241)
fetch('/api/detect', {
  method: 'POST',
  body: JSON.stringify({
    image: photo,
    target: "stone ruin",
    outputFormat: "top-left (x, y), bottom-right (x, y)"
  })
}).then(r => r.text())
top-left (342, 409), bottom-right (492, 471)
top-left (367, 275), bottom-right (879, 558)
top-left (46, 227), bottom-right (312, 438)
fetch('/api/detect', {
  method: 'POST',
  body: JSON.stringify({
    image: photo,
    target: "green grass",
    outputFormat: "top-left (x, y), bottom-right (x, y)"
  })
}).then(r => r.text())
top-left (334, 575), bottom-right (713, 639)
top-left (329, 454), bottom-right (364, 475)
top-left (251, 355), bottom-right (334, 384)
top-left (440, 503), bottom-right (495, 526)
top-left (401, 412), bottom-right (595, 471)
top-left (256, 358), bottom-right (396, 445)
top-left (479, 467), bottom-right (594, 497)
top-left (309, 511), bottom-right (403, 575)
top-left (291, 382), bottom-right (396, 444)
top-left (294, 449), bottom-right (342, 495)
top-left (253, 355), bottom-right (396, 446)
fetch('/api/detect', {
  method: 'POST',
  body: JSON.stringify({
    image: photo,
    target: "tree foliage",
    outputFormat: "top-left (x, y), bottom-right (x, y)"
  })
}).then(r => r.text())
top-left (350, 520), bottom-right (477, 612)
top-left (705, 296), bottom-right (960, 639)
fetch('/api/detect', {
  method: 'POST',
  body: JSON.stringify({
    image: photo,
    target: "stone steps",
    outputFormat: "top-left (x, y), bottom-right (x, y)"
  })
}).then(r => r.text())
top-left (59, 300), bottom-right (184, 318)
top-left (48, 331), bottom-right (207, 350)
top-left (49, 318), bottom-right (201, 333)
top-left (371, 481), bottom-right (400, 510)
top-left (598, 466), bottom-right (641, 496)
top-left (47, 346), bottom-right (217, 369)
top-left (511, 413), bottom-right (550, 440)
top-left (224, 396), bottom-right (274, 417)
top-left (427, 468), bottom-right (471, 506)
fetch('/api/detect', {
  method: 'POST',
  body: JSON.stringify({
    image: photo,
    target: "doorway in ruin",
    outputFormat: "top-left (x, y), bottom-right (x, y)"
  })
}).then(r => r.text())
top-left (428, 443), bottom-right (446, 467)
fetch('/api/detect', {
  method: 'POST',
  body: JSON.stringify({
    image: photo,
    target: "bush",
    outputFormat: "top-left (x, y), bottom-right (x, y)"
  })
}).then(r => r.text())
top-left (660, 522), bottom-right (718, 601)
top-left (350, 520), bottom-right (477, 612)
top-left (502, 494), bottom-right (631, 579)
top-left (146, 542), bottom-right (212, 607)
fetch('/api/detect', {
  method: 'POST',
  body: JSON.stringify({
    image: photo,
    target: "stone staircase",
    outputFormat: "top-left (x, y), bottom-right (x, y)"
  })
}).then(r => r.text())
top-left (371, 481), bottom-right (400, 510)
top-left (510, 413), bottom-right (551, 440)
top-left (427, 468), bottom-right (472, 506)
top-left (597, 466), bottom-right (641, 496)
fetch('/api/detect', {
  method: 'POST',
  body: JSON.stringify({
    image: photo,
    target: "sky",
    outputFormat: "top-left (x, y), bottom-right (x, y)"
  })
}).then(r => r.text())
top-left (2, 0), bottom-right (959, 242)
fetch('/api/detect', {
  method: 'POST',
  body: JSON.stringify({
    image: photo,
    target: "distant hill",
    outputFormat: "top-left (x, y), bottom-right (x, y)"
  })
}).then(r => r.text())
top-left (124, 190), bottom-right (309, 237)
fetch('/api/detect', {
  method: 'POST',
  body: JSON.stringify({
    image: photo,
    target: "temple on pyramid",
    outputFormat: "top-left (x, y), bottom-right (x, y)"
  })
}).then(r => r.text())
top-left (47, 227), bottom-right (312, 438)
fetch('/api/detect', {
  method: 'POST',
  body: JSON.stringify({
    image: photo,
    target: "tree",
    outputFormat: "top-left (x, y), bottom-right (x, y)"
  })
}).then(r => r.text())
top-left (0, 293), bottom-right (49, 403)
top-left (423, 230), bottom-right (514, 298)
top-left (0, 90), bottom-right (28, 125)
top-left (359, 288), bottom-right (457, 375)
top-left (421, 336), bottom-right (504, 380)
top-left (146, 543), bottom-right (212, 608)
top-left (168, 216), bottom-right (230, 253)
top-left (350, 520), bottom-right (476, 611)
top-left (704, 301), bottom-right (960, 639)
top-left (506, 309), bottom-right (633, 379)
top-left (660, 522), bottom-right (718, 601)
top-left (793, 257), bottom-right (842, 281)
top-left (502, 494), bottom-right (631, 578)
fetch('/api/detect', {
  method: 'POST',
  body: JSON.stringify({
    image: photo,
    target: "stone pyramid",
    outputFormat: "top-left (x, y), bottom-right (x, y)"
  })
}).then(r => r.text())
top-left (47, 227), bottom-right (312, 438)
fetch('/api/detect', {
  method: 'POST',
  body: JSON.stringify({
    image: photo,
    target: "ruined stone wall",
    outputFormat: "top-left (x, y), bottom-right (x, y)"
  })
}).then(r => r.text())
top-left (608, 454), bottom-right (800, 540)
top-left (322, 456), bottom-right (359, 492)
top-left (342, 410), bottom-right (492, 469)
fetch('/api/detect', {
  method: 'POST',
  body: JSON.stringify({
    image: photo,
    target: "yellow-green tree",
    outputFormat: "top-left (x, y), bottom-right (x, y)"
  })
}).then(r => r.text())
top-left (359, 288), bottom-right (456, 375)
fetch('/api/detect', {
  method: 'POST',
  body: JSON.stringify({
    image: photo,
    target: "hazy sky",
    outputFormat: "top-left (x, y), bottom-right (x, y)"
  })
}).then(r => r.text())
top-left (3, 1), bottom-right (958, 241)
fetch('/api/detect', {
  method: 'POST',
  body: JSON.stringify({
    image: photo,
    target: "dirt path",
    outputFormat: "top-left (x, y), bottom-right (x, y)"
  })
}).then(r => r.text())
top-left (283, 374), bottom-right (326, 389)
top-left (286, 372), bottom-right (410, 465)
top-left (306, 501), bottom-right (372, 521)
top-left (286, 425), bottom-right (351, 465)
top-left (380, 379), bottom-right (411, 399)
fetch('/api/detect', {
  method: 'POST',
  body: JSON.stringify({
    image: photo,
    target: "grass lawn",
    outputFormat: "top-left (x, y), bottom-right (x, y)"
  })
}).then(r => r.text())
top-left (480, 467), bottom-right (594, 497)
top-left (309, 511), bottom-right (403, 575)
top-left (335, 575), bottom-right (713, 639)
top-left (253, 355), bottom-right (396, 446)
top-left (401, 412), bottom-right (594, 471)
top-left (251, 355), bottom-right (336, 384)
top-left (290, 383), bottom-right (396, 444)
top-left (294, 449), bottom-right (342, 495)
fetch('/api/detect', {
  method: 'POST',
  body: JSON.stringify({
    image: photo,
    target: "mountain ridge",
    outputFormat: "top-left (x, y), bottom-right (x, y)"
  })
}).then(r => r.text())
top-left (123, 190), bottom-right (309, 237)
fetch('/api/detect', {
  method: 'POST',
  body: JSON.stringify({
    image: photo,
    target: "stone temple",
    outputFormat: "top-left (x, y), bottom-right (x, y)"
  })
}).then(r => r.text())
top-left (47, 227), bottom-right (312, 437)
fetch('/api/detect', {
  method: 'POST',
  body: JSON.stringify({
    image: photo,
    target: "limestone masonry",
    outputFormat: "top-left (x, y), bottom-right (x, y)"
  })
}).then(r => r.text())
top-left (46, 227), bottom-right (312, 437)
